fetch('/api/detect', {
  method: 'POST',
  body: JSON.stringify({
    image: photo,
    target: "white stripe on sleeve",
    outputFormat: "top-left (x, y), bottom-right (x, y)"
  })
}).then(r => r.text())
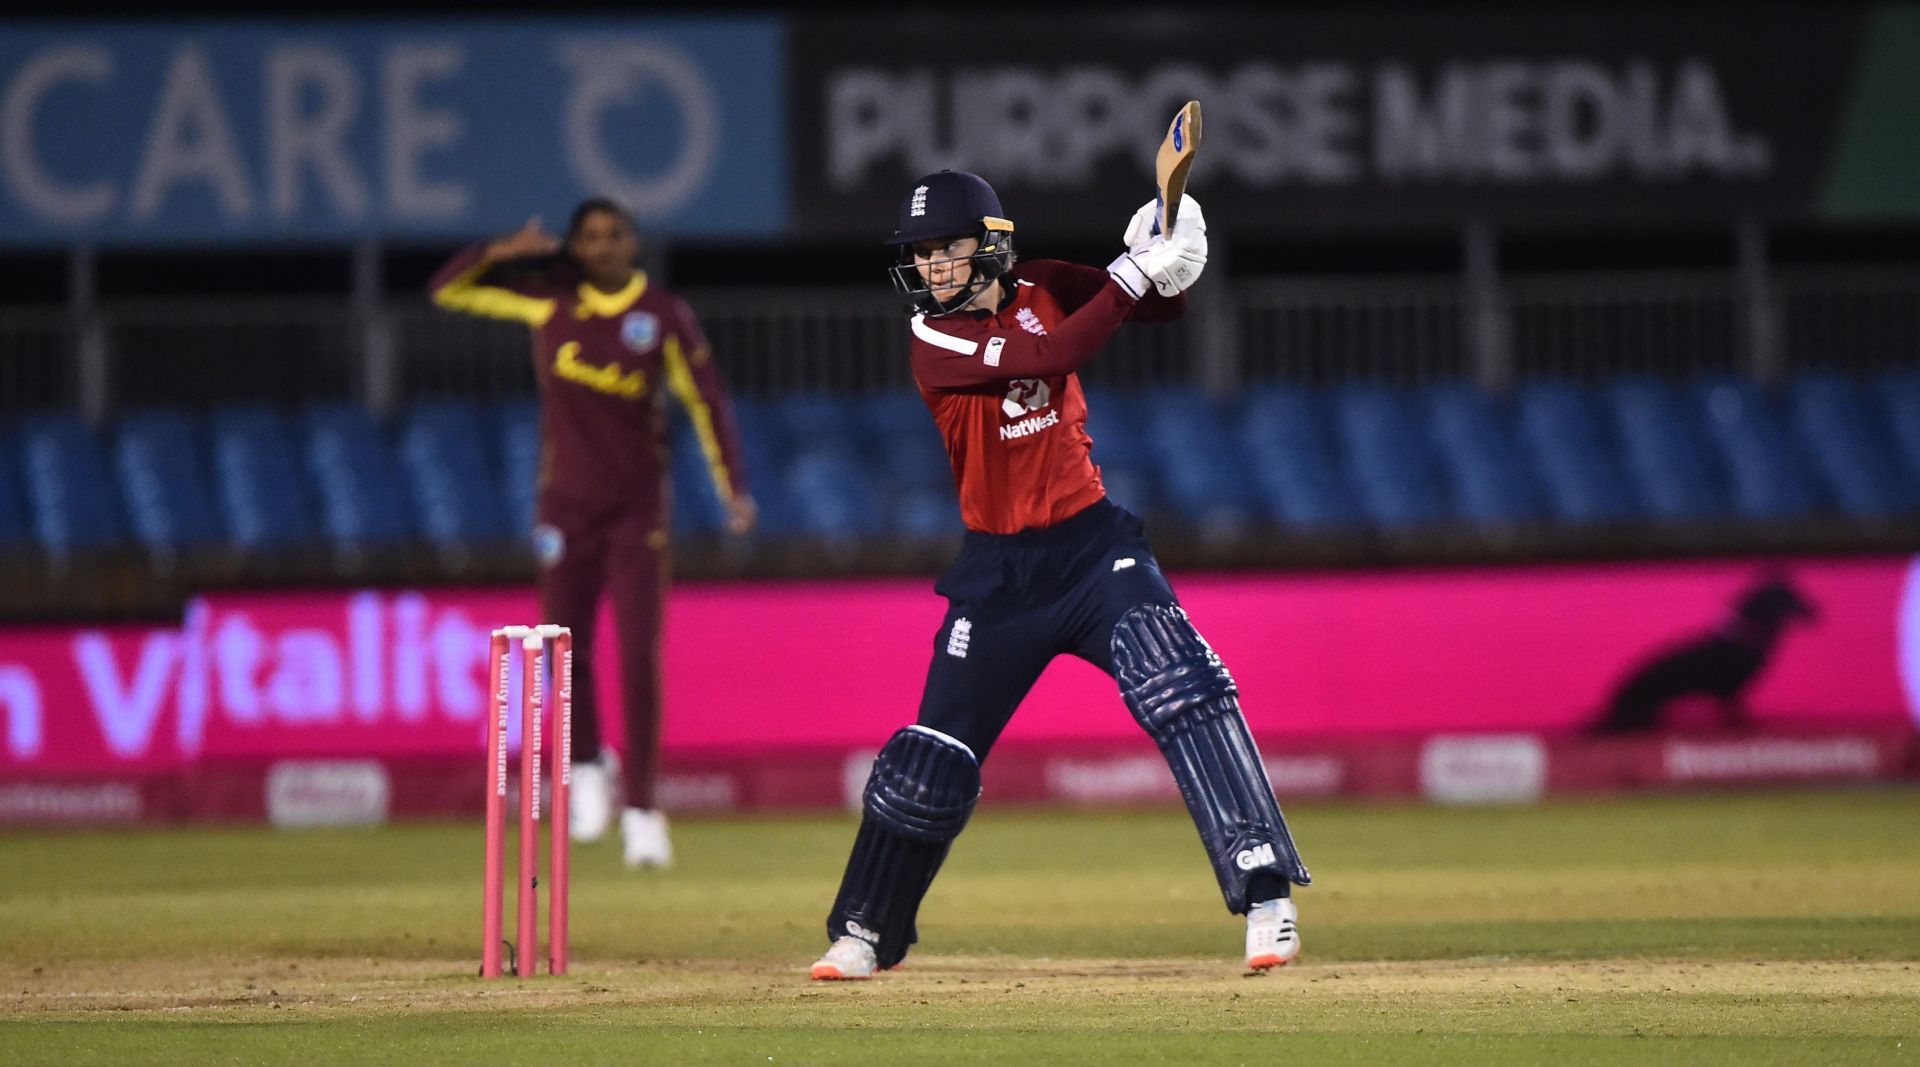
top-left (910, 313), bottom-right (979, 355)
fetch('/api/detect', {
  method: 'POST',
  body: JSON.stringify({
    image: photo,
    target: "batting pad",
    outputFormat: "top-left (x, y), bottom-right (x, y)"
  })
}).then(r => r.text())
top-left (1112, 603), bottom-right (1310, 913)
top-left (827, 726), bottom-right (981, 968)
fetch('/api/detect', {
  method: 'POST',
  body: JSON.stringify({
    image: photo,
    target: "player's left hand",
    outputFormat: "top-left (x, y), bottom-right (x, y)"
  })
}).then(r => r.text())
top-left (726, 494), bottom-right (758, 536)
top-left (1123, 195), bottom-right (1207, 252)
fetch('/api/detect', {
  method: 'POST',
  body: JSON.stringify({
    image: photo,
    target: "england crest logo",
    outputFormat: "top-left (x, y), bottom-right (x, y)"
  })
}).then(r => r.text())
top-left (621, 311), bottom-right (660, 351)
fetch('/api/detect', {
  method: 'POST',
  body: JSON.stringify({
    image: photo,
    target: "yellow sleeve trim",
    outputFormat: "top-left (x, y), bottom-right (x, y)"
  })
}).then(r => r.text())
top-left (663, 333), bottom-right (735, 503)
top-left (431, 261), bottom-right (557, 326)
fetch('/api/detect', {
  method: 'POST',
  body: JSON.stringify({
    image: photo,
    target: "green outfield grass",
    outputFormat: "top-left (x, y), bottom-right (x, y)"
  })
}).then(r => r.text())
top-left (2, 789), bottom-right (1918, 1065)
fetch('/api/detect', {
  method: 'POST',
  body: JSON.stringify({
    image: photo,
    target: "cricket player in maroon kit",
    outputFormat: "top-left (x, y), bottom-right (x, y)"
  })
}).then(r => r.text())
top-left (812, 170), bottom-right (1310, 979)
top-left (431, 198), bottom-right (754, 868)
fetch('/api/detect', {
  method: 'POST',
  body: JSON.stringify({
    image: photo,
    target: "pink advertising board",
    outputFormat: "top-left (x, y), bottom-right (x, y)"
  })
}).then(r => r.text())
top-left (2, 556), bottom-right (1916, 780)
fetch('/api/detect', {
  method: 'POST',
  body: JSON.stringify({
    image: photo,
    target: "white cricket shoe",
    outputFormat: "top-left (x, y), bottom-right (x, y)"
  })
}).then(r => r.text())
top-left (1245, 898), bottom-right (1300, 970)
top-left (569, 751), bottom-right (619, 843)
top-left (621, 807), bottom-right (673, 869)
top-left (810, 936), bottom-right (878, 981)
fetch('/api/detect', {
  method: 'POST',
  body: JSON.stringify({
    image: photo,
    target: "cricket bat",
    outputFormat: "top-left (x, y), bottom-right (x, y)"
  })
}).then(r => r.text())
top-left (1154, 100), bottom-right (1203, 236)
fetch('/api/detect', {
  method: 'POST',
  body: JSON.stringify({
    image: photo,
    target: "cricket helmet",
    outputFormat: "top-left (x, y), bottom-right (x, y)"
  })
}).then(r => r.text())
top-left (886, 170), bottom-right (1016, 316)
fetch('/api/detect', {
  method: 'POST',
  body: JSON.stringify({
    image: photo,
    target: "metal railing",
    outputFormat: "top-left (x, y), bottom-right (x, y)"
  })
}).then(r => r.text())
top-left (6, 266), bottom-right (1920, 416)
top-left (1237, 276), bottom-right (1466, 386)
top-left (1506, 270), bottom-right (1745, 382)
top-left (0, 308), bottom-right (74, 412)
top-left (1776, 268), bottom-right (1920, 374)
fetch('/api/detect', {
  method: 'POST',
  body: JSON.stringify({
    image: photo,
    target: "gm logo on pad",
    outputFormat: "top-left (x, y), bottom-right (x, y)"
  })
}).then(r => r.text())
top-left (1235, 842), bottom-right (1277, 870)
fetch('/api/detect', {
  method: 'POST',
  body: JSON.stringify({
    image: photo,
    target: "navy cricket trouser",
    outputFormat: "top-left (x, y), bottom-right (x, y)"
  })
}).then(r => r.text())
top-left (915, 497), bottom-right (1178, 760)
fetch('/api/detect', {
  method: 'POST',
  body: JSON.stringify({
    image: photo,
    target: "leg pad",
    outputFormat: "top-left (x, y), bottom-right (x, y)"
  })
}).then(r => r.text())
top-left (826, 726), bottom-right (980, 967)
top-left (1112, 603), bottom-right (1310, 913)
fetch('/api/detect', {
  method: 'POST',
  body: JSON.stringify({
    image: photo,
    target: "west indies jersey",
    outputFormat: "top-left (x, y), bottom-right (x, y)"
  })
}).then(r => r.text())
top-left (429, 245), bottom-right (748, 517)
top-left (908, 261), bottom-right (1186, 534)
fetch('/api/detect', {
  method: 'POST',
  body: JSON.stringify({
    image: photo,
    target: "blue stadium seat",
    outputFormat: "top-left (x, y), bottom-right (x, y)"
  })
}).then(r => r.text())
top-left (767, 393), bottom-right (884, 538)
top-left (493, 400), bottom-right (540, 537)
top-left (1601, 377), bottom-right (1727, 523)
top-left (1144, 386), bottom-right (1259, 536)
top-left (1513, 380), bottom-right (1640, 525)
top-left (786, 449), bottom-right (886, 538)
top-left (1335, 384), bottom-right (1450, 528)
top-left (859, 391), bottom-right (960, 538)
top-left (17, 413), bottom-right (130, 555)
top-left (1236, 383), bottom-right (1359, 531)
top-left (1879, 370), bottom-right (1920, 490)
top-left (1423, 382), bottom-right (1547, 526)
top-left (860, 391), bottom-right (951, 493)
top-left (0, 427), bottom-right (30, 552)
top-left (891, 486), bottom-right (965, 539)
top-left (210, 406), bottom-right (317, 550)
top-left (728, 395), bottom-right (800, 536)
top-left (1691, 377), bottom-right (1823, 521)
top-left (1082, 386), bottom-right (1159, 518)
top-left (1788, 373), bottom-right (1919, 518)
top-left (301, 404), bottom-right (415, 549)
top-left (400, 401), bottom-right (512, 548)
top-left (774, 392), bottom-right (864, 455)
top-left (113, 409), bottom-right (224, 553)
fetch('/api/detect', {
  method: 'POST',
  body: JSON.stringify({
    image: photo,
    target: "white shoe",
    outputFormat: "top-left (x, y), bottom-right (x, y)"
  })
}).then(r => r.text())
top-left (810, 936), bottom-right (878, 981)
top-left (1245, 898), bottom-right (1300, 970)
top-left (621, 807), bottom-right (672, 869)
top-left (569, 752), bottom-right (619, 843)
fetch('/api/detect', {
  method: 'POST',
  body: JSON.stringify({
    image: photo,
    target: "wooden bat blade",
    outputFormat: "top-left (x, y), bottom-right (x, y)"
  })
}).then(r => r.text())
top-left (1155, 100), bottom-right (1203, 235)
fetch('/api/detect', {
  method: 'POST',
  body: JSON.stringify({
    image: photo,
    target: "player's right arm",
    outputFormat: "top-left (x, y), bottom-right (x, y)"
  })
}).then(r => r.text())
top-left (428, 217), bottom-right (563, 326)
top-left (910, 282), bottom-right (1138, 389)
top-left (1018, 260), bottom-right (1188, 324)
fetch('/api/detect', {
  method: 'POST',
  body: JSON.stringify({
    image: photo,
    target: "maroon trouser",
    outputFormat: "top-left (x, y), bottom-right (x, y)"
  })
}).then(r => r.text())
top-left (536, 492), bottom-right (668, 810)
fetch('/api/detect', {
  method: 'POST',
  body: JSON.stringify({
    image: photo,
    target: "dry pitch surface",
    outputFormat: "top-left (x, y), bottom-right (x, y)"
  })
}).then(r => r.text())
top-left (2, 790), bottom-right (1916, 1064)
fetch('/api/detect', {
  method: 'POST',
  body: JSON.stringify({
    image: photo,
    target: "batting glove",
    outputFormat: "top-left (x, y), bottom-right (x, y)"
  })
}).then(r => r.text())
top-left (1107, 249), bottom-right (1154, 300)
top-left (1132, 234), bottom-right (1207, 296)
top-left (1122, 195), bottom-right (1208, 253)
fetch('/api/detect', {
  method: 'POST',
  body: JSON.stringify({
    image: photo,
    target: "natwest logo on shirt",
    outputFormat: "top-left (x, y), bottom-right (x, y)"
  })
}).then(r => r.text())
top-left (1000, 409), bottom-right (1060, 440)
top-left (1001, 378), bottom-right (1050, 418)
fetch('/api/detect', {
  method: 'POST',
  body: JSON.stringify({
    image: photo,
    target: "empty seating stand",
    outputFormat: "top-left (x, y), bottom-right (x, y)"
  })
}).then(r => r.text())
top-left (210, 406), bottom-right (318, 552)
top-left (1236, 383), bottom-right (1359, 532)
top-left (1787, 373), bottom-right (1918, 519)
top-left (773, 392), bottom-right (884, 539)
top-left (1335, 384), bottom-right (1450, 529)
top-left (17, 413), bottom-right (130, 557)
top-left (713, 396), bottom-right (796, 537)
top-left (302, 404), bottom-right (415, 551)
top-left (1692, 377), bottom-right (1824, 522)
top-left (1602, 377), bottom-right (1727, 524)
top-left (1082, 386), bottom-right (1160, 519)
top-left (1512, 381), bottom-right (1641, 526)
top-left (858, 391), bottom-right (959, 539)
top-left (3, 366), bottom-right (1914, 573)
top-left (113, 410), bottom-right (225, 556)
top-left (494, 400), bottom-right (541, 538)
top-left (1423, 382), bottom-right (1547, 528)
top-left (1878, 371), bottom-right (1920, 491)
top-left (400, 402), bottom-right (512, 550)
top-left (0, 427), bottom-right (31, 554)
top-left (1143, 386), bottom-right (1261, 539)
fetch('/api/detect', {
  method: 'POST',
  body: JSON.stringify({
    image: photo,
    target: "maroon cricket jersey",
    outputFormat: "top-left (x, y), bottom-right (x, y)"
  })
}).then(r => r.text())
top-left (429, 244), bottom-right (748, 517)
top-left (908, 261), bottom-right (1186, 534)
